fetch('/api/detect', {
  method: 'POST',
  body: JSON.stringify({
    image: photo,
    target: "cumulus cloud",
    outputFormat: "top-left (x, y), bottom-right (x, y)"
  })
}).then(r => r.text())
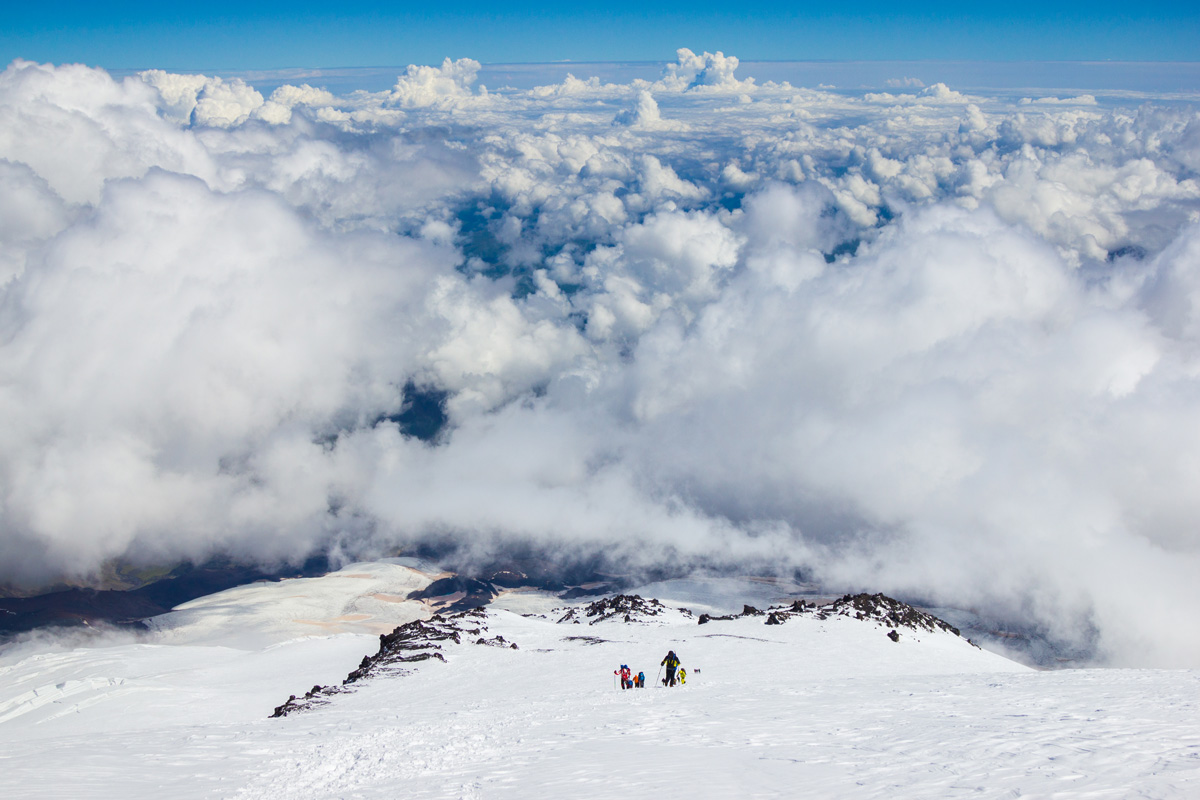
top-left (254, 83), bottom-right (336, 125)
top-left (656, 48), bottom-right (755, 92)
top-left (0, 61), bottom-right (213, 204)
top-left (139, 70), bottom-right (210, 124)
top-left (613, 90), bottom-right (683, 131)
top-left (3, 55), bottom-right (1200, 667)
top-left (0, 170), bottom-right (457, 579)
top-left (389, 57), bottom-right (488, 109)
top-left (191, 77), bottom-right (265, 127)
top-left (1020, 94), bottom-right (1099, 106)
top-left (864, 82), bottom-right (973, 104)
top-left (0, 159), bottom-right (72, 282)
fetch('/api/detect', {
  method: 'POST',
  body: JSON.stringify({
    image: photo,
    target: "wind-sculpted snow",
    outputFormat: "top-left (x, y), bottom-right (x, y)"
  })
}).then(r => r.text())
top-left (3, 52), bottom-right (1200, 666)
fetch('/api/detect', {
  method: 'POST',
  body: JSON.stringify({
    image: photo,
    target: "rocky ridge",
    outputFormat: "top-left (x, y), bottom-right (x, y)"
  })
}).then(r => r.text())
top-left (700, 592), bottom-right (975, 646)
top-left (271, 608), bottom-right (516, 717)
top-left (271, 592), bottom-right (971, 717)
top-left (555, 594), bottom-right (693, 625)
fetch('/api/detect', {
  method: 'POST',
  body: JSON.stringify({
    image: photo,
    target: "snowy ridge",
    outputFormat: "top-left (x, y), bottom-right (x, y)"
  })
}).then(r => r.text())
top-left (271, 591), bottom-right (979, 720)
top-left (816, 593), bottom-right (967, 635)
top-left (554, 593), bottom-right (694, 625)
top-left (272, 608), bottom-right (517, 717)
top-left (697, 592), bottom-right (973, 643)
top-left (766, 593), bottom-right (971, 640)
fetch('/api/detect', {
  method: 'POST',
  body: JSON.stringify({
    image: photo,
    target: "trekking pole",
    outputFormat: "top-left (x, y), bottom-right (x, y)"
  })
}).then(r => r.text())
top-left (656, 665), bottom-right (663, 687)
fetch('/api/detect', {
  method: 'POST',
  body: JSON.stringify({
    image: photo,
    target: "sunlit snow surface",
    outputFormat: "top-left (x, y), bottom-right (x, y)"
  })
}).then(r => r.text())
top-left (147, 559), bottom-right (436, 647)
top-left (1, 566), bottom-right (1198, 798)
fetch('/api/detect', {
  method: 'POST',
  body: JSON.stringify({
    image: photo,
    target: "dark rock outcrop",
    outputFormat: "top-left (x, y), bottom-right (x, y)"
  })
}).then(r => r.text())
top-left (556, 594), bottom-right (689, 625)
top-left (562, 635), bottom-right (610, 645)
top-left (817, 593), bottom-right (963, 637)
top-left (406, 577), bottom-right (497, 612)
top-left (697, 593), bottom-right (971, 645)
top-left (558, 584), bottom-right (619, 600)
top-left (699, 602), bottom-right (791, 625)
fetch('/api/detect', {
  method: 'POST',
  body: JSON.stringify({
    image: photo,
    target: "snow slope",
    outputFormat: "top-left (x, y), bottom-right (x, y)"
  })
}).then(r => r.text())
top-left (0, 566), bottom-right (1197, 799)
top-left (146, 559), bottom-right (437, 647)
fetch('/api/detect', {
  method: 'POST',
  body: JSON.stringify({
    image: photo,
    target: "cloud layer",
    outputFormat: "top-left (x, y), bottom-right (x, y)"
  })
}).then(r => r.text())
top-left (3, 54), bottom-right (1200, 666)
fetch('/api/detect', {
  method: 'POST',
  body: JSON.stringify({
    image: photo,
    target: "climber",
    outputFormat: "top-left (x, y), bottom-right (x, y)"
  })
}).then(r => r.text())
top-left (615, 664), bottom-right (632, 689)
top-left (660, 650), bottom-right (681, 686)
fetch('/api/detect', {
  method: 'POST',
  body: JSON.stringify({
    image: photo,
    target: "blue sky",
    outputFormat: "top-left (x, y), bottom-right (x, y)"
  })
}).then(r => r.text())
top-left (2, 1), bottom-right (1198, 70)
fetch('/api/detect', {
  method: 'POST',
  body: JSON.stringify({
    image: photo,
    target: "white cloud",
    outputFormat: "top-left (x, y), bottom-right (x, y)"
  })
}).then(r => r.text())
top-left (4, 56), bottom-right (1200, 667)
top-left (139, 70), bottom-right (209, 123)
top-left (253, 83), bottom-right (336, 125)
top-left (865, 82), bottom-right (972, 104)
top-left (389, 58), bottom-right (489, 109)
top-left (656, 48), bottom-right (755, 93)
top-left (0, 169), bottom-right (459, 581)
top-left (886, 77), bottom-right (926, 89)
top-left (191, 77), bottom-right (265, 127)
top-left (613, 90), bottom-right (683, 131)
top-left (0, 159), bottom-right (72, 282)
top-left (1, 61), bottom-right (213, 204)
top-left (1020, 95), bottom-right (1099, 106)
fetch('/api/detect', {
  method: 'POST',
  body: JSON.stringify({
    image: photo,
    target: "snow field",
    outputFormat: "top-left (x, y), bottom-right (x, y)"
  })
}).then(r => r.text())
top-left (237, 610), bottom-right (1199, 799)
top-left (147, 560), bottom-right (438, 647)
top-left (0, 571), bottom-right (1197, 798)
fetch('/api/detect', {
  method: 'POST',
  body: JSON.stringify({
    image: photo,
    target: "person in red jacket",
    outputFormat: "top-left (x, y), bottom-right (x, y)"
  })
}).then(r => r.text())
top-left (614, 664), bottom-right (632, 689)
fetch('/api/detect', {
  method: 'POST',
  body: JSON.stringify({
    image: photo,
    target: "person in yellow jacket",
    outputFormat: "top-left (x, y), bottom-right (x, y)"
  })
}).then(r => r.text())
top-left (678, 667), bottom-right (686, 685)
top-left (661, 650), bottom-right (681, 686)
